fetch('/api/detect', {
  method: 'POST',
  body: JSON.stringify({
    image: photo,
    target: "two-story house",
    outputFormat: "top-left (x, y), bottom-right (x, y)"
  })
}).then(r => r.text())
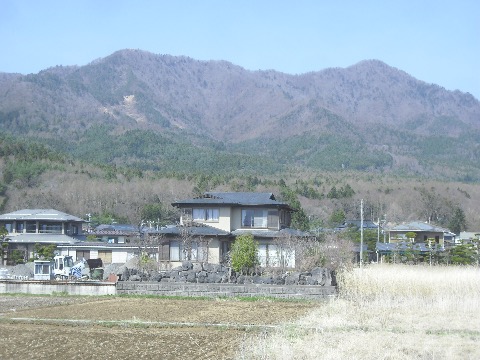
top-left (147, 192), bottom-right (309, 269)
top-left (0, 209), bottom-right (86, 264)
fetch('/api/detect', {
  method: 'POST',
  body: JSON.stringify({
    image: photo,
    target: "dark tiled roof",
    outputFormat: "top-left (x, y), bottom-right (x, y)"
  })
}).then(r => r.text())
top-left (62, 241), bottom-right (143, 249)
top-left (172, 192), bottom-right (292, 209)
top-left (89, 230), bottom-right (137, 236)
top-left (147, 224), bottom-right (231, 237)
top-left (95, 224), bottom-right (138, 232)
top-left (231, 228), bottom-right (311, 238)
top-left (389, 221), bottom-right (452, 233)
top-left (146, 224), bottom-right (309, 239)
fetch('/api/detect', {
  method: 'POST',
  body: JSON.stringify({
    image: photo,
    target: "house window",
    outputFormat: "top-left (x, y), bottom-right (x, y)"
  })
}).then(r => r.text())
top-left (0, 222), bottom-right (13, 233)
top-left (242, 209), bottom-right (269, 228)
top-left (220, 241), bottom-right (231, 263)
top-left (182, 209), bottom-right (193, 224)
top-left (26, 221), bottom-right (37, 233)
top-left (76, 250), bottom-right (90, 261)
top-left (35, 263), bottom-right (52, 275)
top-left (267, 210), bottom-right (279, 229)
top-left (279, 210), bottom-right (292, 228)
top-left (192, 208), bottom-right (219, 222)
top-left (98, 250), bottom-right (112, 264)
top-left (258, 244), bottom-right (295, 268)
top-left (170, 241), bottom-right (180, 261)
top-left (159, 242), bottom-right (170, 261)
top-left (39, 222), bottom-right (62, 234)
top-left (16, 222), bottom-right (24, 233)
top-left (169, 240), bottom-right (207, 261)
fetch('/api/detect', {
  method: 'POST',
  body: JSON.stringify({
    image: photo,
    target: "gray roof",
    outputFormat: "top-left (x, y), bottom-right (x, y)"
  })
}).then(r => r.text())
top-left (145, 224), bottom-right (309, 239)
top-left (148, 224), bottom-right (231, 237)
top-left (0, 209), bottom-right (85, 222)
top-left (6, 233), bottom-right (79, 244)
top-left (172, 192), bottom-right (292, 209)
top-left (231, 228), bottom-right (311, 238)
top-left (60, 241), bottom-right (143, 249)
top-left (389, 221), bottom-right (452, 234)
top-left (95, 224), bottom-right (138, 233)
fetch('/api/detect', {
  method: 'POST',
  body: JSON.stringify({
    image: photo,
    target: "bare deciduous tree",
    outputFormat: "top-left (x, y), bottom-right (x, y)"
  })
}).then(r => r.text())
top-left (132, 232), bottom-right (163, 277)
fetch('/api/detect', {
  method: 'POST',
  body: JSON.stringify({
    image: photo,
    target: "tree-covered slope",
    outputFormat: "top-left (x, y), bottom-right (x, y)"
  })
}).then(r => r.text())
top-left (0, 49), bottom-right (479, 180)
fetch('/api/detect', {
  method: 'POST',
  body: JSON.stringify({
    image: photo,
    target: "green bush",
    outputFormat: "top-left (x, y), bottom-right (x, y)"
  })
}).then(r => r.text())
top-left (230, 233), bottom-right (259, 275)
top-left (450, 244), bottom-right (476, 265)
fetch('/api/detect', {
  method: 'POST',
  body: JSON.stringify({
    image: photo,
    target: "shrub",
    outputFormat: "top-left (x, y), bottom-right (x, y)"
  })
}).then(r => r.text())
top-left (230, 233), bottom-right (259, 275)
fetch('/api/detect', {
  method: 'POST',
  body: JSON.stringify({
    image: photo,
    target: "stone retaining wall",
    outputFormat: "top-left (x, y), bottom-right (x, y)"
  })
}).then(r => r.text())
top-left (116, 282), bottom-right (336, 300)
top-left (122, 261), bottom-right (336, 287)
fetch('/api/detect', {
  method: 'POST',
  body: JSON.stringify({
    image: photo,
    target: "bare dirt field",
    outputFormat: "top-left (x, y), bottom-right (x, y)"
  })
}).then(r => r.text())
top-left (0, 295), bottom-right (319, 359)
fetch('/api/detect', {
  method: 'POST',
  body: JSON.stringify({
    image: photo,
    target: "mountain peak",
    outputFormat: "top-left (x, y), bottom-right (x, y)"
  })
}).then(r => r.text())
top-left (0, 49), bottom-right (479, 179)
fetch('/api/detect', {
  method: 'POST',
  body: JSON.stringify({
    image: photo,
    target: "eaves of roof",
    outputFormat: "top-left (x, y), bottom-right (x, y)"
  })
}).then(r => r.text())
top-left (145, 225), bottom-right (310, 239)
top-left (0, 209), bottom-right (85, 222)
top-left (58, 242), bottom-right (143, 249)
top-left (6, 233), bottom-right (78, 244)
top-left (148, 224), bottom-right (231, 237)
top-left (172, 192), bottom-right (293, 210)
top-left (89, 230), bottom-right (138, 236)
top-left (389, 221), bottom-right (450, 232)
top-left (231, 228), bottom-right (311, 238)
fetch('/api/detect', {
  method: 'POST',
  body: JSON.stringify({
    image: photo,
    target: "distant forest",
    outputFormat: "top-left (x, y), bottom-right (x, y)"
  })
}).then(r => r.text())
top-left (0, 134), bottom-right (476, 233)
top-left (0, 50), bottom-right (479, 231)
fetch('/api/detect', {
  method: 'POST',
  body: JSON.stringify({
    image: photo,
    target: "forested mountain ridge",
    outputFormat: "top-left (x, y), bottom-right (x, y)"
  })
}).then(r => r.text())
top-left (0, 49), bottom-right (479, 180)
top-left (1, 50), bottom-right (480, 230)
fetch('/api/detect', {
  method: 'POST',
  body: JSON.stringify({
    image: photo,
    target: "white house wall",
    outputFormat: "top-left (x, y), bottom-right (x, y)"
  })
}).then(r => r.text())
top-left (112, 251), bottom-right (135, 263)
top-left (217, 207), bottom-right (231, 231)
top-left (208, 238), bottom-right (220, 264)
top-left (231, 208), bottom-right (242, 230)
top-left (188, 207), bottom-right (231, 232)
top-left (59, 247), bottom-right (138, 264)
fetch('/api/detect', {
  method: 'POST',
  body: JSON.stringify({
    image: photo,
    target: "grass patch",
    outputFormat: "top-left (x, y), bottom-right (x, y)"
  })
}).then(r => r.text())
top-left (237, 264), bottom-right (480, 359)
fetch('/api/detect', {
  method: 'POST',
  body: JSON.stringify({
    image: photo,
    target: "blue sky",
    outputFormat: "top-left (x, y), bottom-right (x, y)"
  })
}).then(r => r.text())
top-left (1, 0), bottom-right (479, 99)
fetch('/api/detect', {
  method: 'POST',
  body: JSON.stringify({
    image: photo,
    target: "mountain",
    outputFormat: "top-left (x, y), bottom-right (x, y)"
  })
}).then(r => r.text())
top-left (1, 49), bottom-right (479, 179)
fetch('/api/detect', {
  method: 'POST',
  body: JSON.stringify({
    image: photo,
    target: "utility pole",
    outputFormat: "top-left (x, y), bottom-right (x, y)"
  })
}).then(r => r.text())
top-left (377, 217), bottom-right (380, 244)
top-left (383, 214), bottom-right (387, 243)
top-left (360, 199), bottom-right (364, 267)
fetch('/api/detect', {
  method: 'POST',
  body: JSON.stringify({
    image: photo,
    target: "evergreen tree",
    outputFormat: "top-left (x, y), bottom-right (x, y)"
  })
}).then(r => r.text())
top-left (230, 233), bottom-right (259, 275)
top-left (280, 186), bottom-right (309, 231)
top-left (448, 207), bottom-right (467, 235)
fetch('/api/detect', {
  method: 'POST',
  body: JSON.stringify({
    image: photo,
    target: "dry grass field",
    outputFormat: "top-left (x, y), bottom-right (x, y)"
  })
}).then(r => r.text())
top-left (1, 265), bottom-right (479, 359)
top-left (0, 295), bottom-right (317, 359)
top-left (237, 264), bottom-right (480, 360)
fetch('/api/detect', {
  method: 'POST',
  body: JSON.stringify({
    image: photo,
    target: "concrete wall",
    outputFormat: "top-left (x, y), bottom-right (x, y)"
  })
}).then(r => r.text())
top-left (0, 280), bottom-right (116, 296)
top-left (1, 280), bottom-right (336, 300)
top-left (116, 282), bottom-right (336, 300)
